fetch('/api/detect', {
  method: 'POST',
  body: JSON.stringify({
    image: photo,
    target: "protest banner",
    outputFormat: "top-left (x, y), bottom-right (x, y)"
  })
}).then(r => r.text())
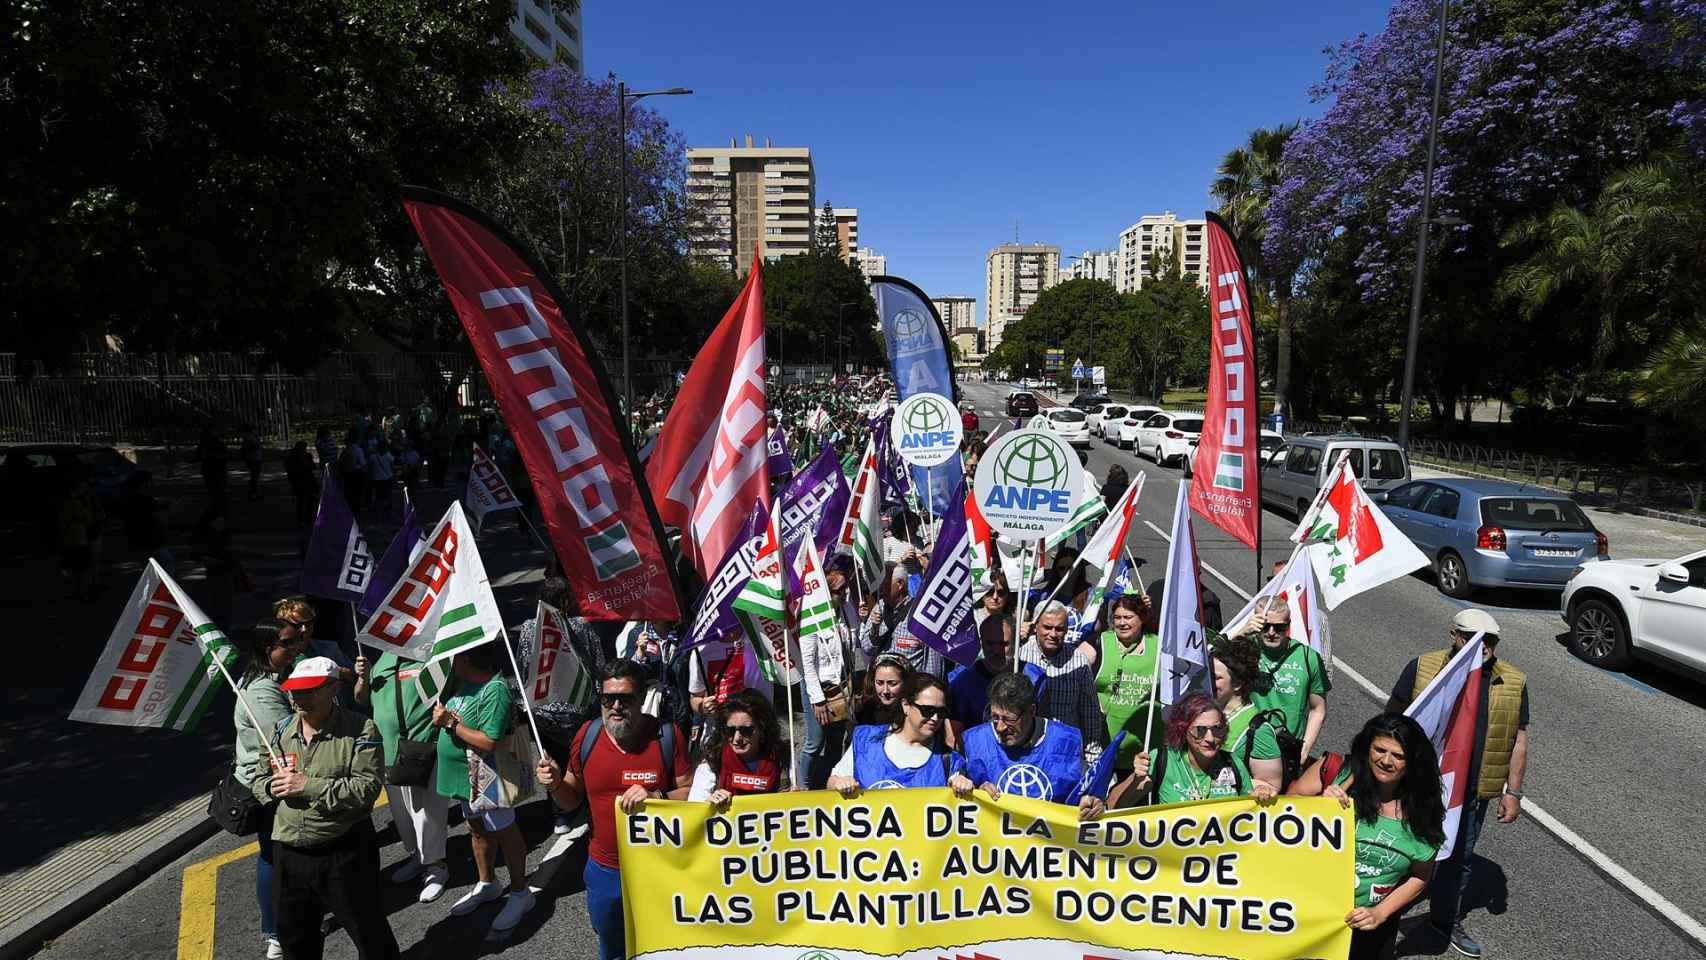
top-left (619, 789), bottom-right (1353, 960)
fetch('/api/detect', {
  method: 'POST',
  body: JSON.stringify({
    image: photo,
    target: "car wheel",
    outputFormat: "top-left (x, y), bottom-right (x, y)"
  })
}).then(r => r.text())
top-left (1434, 550), bottom-right (1473, 599)
top-left (1569, 598), bottom-right (1630, 668)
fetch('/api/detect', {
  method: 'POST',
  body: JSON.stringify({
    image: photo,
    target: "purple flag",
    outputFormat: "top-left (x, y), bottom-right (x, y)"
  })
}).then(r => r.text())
top-left (778, 446), bottom-right (850, 594)
top-left (766, 425), bottom-right (795, 477)
top-left (869, 408), bottom-right (912, 501)
top-left (685, 500), bottom-right (769, 651)
top-left (906, 482), bottom-right (979, 667)
top-left (358, 500), bottom-right (425, 618)
top-left (301, 471), bottom-right (373, 604)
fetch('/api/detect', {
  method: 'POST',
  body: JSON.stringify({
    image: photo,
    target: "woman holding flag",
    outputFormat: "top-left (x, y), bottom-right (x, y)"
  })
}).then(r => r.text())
top-left (1110, 693), bottom-right (1278, 807)
top-left (232, 618), bottom-right (305, 960)
top-left (1092, 595), bottom-right (1163, 782)
top-left (828, 674), bottom-right (965, 794)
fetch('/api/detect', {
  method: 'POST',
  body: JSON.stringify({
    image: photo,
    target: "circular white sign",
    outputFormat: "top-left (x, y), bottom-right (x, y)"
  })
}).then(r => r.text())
top-left (890, 392), bottom-right (963, 468)
top-left (973, 428), bottom-right (1084, 539)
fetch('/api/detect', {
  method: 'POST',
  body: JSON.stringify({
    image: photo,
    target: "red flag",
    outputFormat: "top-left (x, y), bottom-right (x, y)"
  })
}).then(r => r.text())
top-left (402, 187), bottom-right (681, 621)
top-left (1188, 212), bottom-right (1261, 550)
top-left (647, 250), bottom-right (770, 577)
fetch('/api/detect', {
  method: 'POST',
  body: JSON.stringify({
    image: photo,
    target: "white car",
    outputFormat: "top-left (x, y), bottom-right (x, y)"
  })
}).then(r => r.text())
top-left (1111, 405), bottom-right (1164, 449)
top-left (1133, 412), bottom-right (1204, 465)
top-left (1043, 408), bottom-right (1091, 447)
top-left (1088, 403), bottom-right (1127, 438)
top-left (1182, 429), bottom-right (1285, 477)
top-left (1561, 548), bottom-right (1706, 676)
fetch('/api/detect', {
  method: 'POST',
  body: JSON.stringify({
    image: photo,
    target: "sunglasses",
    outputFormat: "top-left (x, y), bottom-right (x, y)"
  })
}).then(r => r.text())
top-left (909, 702), bottom-right (946, 721)
top-left (1261, 622), bottom-right (1288, 634)
top-left (1189, 723), bottom-right (1229, 740)
top-left (599, 692), bottom-right (638, 707)
top-left (724, 723), bottom-right (756, 737)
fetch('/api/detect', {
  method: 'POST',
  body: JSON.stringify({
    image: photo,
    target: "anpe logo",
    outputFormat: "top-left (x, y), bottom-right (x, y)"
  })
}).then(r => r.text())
top-left (972, 428), bottom-right (1083, 539)
top-left (891, 393), bottom-right (962, 468)
top-left (904, 395), bottom-right (948, 433)
top-left (892, 308), bottom-right (927, 338)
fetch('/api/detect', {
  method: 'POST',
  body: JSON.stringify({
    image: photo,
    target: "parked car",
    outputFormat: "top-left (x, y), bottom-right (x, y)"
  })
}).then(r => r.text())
top-left (1561, 547), bottom-right (1706, 675)
top-left (1043, 408), bottom-right (1092, 447)
top-left (1261, 434), bottom-right (1410, 516)
top-left (1133, 412), bottom-right (1204, 466)
top-left (1006, 390), bottom-right (1039, 418)
top-left (1088, 403), bottom-right (1128, 438)
top-left (1377, 478), bottom-right (1608, 598)
top-left (1182, 429), bottom-right (1285, 478)
top-left (1111, 406), bottom-right (1165, 449)
top-left (1070, 392), bottom-right (1112, 411)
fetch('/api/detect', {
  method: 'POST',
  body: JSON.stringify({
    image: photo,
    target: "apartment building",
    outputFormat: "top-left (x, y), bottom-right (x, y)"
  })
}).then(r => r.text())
top-left (1064, 249), bottom-right (1118, 283)
top-left (510, 0), bottom-right (583, 69)
top-left (830, 208), bottom-right (860, 261)
top-left (687, 137), bottom-right (816, 274)
top-left (1115, 213), bottom-right (1210, 292)
top-left (984, 244), bottom-right (1060, 350)
top-left (854, 247), bottom-right (887, 280)
top-left (931, 295), bottom-right (979, 358)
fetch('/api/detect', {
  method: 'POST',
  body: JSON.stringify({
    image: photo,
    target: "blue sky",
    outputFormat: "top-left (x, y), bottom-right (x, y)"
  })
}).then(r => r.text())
top-left (584, 0), bottom-right (1392, 326)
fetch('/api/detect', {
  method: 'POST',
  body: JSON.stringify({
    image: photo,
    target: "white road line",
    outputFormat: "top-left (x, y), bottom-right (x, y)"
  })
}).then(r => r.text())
top-left (1138, 518), bottom-right (1706, 950)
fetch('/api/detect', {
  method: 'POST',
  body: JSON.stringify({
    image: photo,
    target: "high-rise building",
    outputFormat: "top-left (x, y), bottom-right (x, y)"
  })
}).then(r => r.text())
top-left (830, 208), bottom-right (859, 261)
top-left (853, 247), bottom-right (886, 280)
top-left (1064, 249), bottom-right (1118, 284)
top-left (509, 0), bottom-right (583, 69)
top-left (984, 243), bottom-right (1060, 350)
top-left (1116, 213), bottom-right (1211, 292)
top-left (932, 296), bottom-right (979, 359)
top-left (687, 137), bottom-right (815, 274)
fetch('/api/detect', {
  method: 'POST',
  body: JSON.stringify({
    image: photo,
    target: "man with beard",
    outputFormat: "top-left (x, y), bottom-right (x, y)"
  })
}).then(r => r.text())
top-left (535, 660), bottom-right (690, 960)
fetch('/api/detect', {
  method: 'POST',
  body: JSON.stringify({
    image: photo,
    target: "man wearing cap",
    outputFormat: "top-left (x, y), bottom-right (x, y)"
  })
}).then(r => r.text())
top-left (1386, 608), bottom-right (1531, 960)
top-left (252, 656), bottom-right (397, 960)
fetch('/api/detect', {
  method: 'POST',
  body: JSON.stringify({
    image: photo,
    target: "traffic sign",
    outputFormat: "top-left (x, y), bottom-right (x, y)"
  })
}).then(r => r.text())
top-left (768, 365), bottom-right (780, 378)
top-left (1092, 365), bottom-right (1106, 386)
top-left (1071, 359), bottom-right (1086, 379)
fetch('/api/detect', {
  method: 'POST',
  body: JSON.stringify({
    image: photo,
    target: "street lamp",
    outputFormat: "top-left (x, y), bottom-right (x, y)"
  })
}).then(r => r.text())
top-left (618, 80), bottom-right (692, 416)
top-left (836, 301), bottom-right (857, 375)
top-left (1396, 0), bottom-right (1451, 450)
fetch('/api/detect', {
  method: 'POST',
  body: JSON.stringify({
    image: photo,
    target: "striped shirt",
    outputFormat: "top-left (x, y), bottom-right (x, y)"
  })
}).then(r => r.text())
top-left (1019, 637), bottom-right (1107, 761)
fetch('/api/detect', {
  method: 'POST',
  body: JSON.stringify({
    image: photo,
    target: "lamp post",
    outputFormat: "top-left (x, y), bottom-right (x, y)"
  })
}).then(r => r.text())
top-left (836, 301), bottom-right (857, 376)
top-left (618, 80), bottom-right (692, 416)
top-left (1395, 0), bottom-right (1450, 450)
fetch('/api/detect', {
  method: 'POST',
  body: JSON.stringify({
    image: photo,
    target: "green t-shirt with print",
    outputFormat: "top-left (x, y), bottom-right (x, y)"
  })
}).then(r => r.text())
top-left (435, 676), bottom-right (515, 800)
top-left (1152, 746), bottom-right (1244, 805)
top-left (1225, 702), bottom-right (1282, 783)
top-left (369, 653), bottom-right (436, 766)
top-left (1095, 632), bottom-right (1164, 771)
top-left (1353, 815), bottom-right (1439, 908)
top-left (1251, 640), bottom-right (1330, 738)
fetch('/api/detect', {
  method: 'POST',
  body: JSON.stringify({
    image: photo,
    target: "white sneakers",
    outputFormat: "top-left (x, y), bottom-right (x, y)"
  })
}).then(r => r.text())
top-left (265, 937), bottom-right (282, 959)
top-left (418, 865), bottom-right (449, 904)
top-left (491, 890), bottom-right (537, 932)
top-left (449, 881), bottom-right (504, 916)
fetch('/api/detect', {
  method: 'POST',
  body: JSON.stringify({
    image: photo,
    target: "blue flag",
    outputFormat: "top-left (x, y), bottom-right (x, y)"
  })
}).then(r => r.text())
top-left (358, 500), bottom-right (426, 618)
top-left (868, 407), bottom-right (911, 500)
top-left (301, 471), bottom-right (373, 604)
top-left (778, 446), bottom-right (850, 595)
top-left (873, 277), bottom-right (963, 515)
top-left (766, 425), bottom-right (794, 477)
top-left (1067, 730), bottom-right (1126, 805)
top-left (906, 482), bottom-right (979, 667)
top-left (685, 501), bottom-right (769, 651)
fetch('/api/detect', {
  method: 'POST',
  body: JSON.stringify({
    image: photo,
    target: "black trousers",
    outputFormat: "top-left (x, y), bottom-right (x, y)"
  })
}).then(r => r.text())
top-left (1348, 916), bottom-right (1401, 960)
top-left (274, 821), bottom-right (399, 960)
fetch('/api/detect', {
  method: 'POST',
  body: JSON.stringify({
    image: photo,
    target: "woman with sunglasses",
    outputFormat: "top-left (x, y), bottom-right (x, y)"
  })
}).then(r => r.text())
top-left (829, 674), bottom-right (965, 795)
top-left (688, 690), bottom-right (784, 805)
top-left (1111, 693), bottom-right (1278, 807)
top-left (232, 618), bottom-right (307, 960)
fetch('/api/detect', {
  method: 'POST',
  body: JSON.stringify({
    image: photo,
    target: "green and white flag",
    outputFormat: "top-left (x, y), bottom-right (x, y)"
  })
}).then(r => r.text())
top-left (732, 506), bottom-right (787, 622)
top-left (837, 437), bottom-right (885, 592)
top-left (520, 601), bottom-right (596, 711)
top-left (1044, 471), bottom-right (1109, 551)
top-left (794, 535), bottom-right (838, 652)
top-left (70, 559), bottom-right (237, 733)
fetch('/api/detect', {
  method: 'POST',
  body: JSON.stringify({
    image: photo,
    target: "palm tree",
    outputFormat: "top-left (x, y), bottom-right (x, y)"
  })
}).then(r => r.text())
top-left (1211, 122), bottom-right (1299, 415)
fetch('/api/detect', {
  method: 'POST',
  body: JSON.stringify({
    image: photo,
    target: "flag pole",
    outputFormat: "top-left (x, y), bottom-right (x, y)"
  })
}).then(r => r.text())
top-left (515, 509), bottom-right (553, 556)
top-left (782, 620), bottom-right (799, 788)
top-left (497, 623), bottom-right (547, 756)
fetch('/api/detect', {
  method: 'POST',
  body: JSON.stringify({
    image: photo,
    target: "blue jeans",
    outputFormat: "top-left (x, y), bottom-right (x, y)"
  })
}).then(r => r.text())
top-left (256, 805), bottom-right (276, 939)
top-left (584, 859), bottom-right (625, 960)
top-left (1429, 796), bottom-right (1491, 930)
top-left (795, 683), bottom-right (847, 791)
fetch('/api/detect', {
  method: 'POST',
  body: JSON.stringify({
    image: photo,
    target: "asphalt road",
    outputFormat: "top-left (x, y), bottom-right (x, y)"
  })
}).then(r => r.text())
top-left (965, 380), bottom-right (1706, 960)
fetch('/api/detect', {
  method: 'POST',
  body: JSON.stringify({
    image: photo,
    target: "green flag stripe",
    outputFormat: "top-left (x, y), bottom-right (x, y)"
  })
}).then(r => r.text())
top-left (431, 625), bottom-right (488, 656)
top-left (439, 603), bottom-right (479, 627)
top-left (181, 658), bottom-right (231, 734)
top-left (162, 650), bottom-right (217, 730)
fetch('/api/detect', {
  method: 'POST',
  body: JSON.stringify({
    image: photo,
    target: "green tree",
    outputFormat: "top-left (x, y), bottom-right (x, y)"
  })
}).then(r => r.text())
top-left (814, 201), bottom-right (841, 257)
top-left (760, 252), bottom-right (880, 368)
top-left (1210, 123), bottom-right (1299, 414)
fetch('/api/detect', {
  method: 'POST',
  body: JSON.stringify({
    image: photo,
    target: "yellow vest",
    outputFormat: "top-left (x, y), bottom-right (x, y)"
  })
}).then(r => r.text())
top-left (1412, 650), bottom-right (1525, 800)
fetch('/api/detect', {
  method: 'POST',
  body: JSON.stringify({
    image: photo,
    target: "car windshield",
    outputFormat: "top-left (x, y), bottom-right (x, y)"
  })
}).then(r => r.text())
top-left (1050, 410), bottom-right (1086, 422)
top-left (1259, 435), bottom-right (1284, 453)
top-left (1172, 418), bottom-right (1204, 433)
top-left (1011, 392), bottom-right (1034, 401)
top-left (1480, 497), bottom-right (1593, 532)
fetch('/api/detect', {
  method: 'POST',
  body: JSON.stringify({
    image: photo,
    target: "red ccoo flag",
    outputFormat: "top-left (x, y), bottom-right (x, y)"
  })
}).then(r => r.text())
top-left (647, 250), bottom-right (770, 577)
top-left (1188, 212), bottom-right (1261, 550)
top-left (402, 187), bottom-right (682, 621)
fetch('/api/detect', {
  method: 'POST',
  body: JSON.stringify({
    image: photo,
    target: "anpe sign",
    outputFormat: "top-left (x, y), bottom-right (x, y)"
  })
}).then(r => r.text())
top-left (890, 392), bottom-right (963, 468)
top-left (972, 428), bottom-right (1083, 539)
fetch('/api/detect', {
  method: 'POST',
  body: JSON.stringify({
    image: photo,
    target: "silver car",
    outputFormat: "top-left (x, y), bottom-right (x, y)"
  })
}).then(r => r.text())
top-left (1261, 434), bottom-right (1410, 516)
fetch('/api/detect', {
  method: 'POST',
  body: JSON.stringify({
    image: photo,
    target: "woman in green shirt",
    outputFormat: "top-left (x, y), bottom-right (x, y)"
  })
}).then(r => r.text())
top-left (1319, 714), bottom-right (1446, 960)
top-left (1093, 596), bottom-right (1164, 776)
top-left (1210, 634), bottom-right (1285, 793)
top-left (1110, 693), bottom-right (1279, 807)
top-left (354, 649), bottom-right (449, 902)
top-left (232, 618), bottom-right (305, 958)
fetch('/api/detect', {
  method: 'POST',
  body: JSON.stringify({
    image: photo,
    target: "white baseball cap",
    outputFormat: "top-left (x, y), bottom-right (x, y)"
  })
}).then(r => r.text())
top-left (281, 656), bottom-right (340, 691)
top-left (1453, 608), bottom-right (1501, 638)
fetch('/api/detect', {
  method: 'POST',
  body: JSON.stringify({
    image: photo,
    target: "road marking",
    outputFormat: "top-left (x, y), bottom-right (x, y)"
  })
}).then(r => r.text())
top-left (1138, 519), bottom-right (1706, 950)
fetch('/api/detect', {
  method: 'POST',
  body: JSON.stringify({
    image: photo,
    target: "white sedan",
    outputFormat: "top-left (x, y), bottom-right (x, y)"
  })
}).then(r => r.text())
top-left (1088, 403), bottom-right (1127, 438)
top-left (1111, 405), bottom-right (1164, 449)
top-left (1043, 408), bottom-right (1092, 447)
top-left (1561, 548), bottom-right (1706, 676)
top-left (1133, 412), bottom-right (1204, 465)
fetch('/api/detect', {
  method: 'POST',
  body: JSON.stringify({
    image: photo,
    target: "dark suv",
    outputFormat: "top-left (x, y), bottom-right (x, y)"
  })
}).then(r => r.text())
top-left (1070, 392), bottom-right (1112, 411)
top-left (1006, 391), bottom-right (1039, 417)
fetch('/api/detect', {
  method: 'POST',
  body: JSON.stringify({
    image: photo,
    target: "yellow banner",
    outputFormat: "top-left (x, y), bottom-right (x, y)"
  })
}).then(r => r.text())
top-left (619, 789), bottom-right (1353, 960)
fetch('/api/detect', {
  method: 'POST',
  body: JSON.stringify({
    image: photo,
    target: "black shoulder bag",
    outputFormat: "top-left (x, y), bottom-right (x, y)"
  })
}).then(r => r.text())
top-left (208, 764), bottom-right (263, 837)
top-left (383, 669), bottom-right (437, 787)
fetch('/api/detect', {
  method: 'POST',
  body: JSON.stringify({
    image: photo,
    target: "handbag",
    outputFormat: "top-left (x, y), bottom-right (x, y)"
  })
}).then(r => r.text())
top-left (820, 683), bottom-right (851, 725)
top-left (468, 717), bottom-right (538, 812)
top-left (384, 668), bottom-right (436, 788)
top-left (208, 765), bottom-right (263, 837)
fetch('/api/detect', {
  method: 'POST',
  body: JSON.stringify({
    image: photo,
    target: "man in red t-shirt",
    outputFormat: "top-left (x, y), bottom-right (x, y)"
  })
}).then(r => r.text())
top-left (536, 660), bottom-right (689, 960)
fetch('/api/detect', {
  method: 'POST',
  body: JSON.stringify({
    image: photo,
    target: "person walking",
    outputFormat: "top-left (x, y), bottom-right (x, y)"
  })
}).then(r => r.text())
top-left (1385, 608), bottom-right (1529, 959)
top-left (1018, 601), bottom-right (1107, 765)
top-left (250, 656), bottom-right (398, 960)
top-left (1211, 634), bottom-right (1287, 791)
top-left (199, 427), bottom-right (230, 507)
top-left (1111, 693), bottom-right (1278, 807)
top-left (946, 614), bottom-right (1045, 732)
top-left (536, 660), bottom-right (690, 960)
top-left (431, 644), bottom-right (536, 933)
top-left (1093, 595), bottom-right (1163, 781)
top-left (353, 650), bottom-right (449, 905)
top-left (951, 671), bottom-right (1103, 817)
top-left (284, 442), bottom-right (318, 528)
top-left (795, 566), bottom-right (852, 790)
top-left (233, 619), bottom-right (304, 960)
top-left (687, 690), bottom-right (785, 804)
top-left (1244, 595), bottom-right (1330, 760)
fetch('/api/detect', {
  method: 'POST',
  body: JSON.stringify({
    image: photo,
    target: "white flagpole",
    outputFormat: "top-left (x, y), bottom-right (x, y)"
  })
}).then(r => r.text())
top-left (498, 624), bottom-right (547, 756)
top-left (220, 655), bottom-right (284, 768)
top-left (782, 620), bottom-right (799, 787)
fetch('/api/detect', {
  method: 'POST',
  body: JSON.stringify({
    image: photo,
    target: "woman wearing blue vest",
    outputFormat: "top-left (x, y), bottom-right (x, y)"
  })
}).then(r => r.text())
top-left (828, 674), bottom-right (965, 794)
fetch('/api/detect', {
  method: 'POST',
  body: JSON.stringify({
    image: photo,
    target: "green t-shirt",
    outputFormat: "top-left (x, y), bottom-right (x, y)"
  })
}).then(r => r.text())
top-left (1152, 745), bottom-right (1244, 805)
top-left (1225, 702), bottom-right (1281, 783)
top-left (435, 676), bottom-right (515, 800)
top-left (369, 653), bottom-right (436, 766)
top-left (1251, 640), bottom-right (1330, 738)
top-left (1095, 632), bottom-right (1164, 771)
top-left (1353, 815), bottom-right (1439, 908)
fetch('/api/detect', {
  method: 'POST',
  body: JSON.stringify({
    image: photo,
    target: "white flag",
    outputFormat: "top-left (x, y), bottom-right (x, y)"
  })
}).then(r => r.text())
top-left (1293, 453), bottom-right (1429, 609)
top-left (1157, 482), bottom-right (1208, 704)
top-left (524, 601), bottom-right (595, 711)
top-left (1226, 544), bottom-right (1334, 675)
top-left (70, 560), bottom-right (237, 733)
top-left (464, 443), bottom-right (521, 528)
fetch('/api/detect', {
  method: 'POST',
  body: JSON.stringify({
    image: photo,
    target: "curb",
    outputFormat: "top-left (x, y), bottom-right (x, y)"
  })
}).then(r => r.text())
top-left (0, 811), bottom-right (218, 960)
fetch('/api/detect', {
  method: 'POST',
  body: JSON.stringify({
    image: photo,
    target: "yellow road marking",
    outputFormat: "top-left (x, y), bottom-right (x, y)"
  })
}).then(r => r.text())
top-left (176, 792), bottom-right (389, 960)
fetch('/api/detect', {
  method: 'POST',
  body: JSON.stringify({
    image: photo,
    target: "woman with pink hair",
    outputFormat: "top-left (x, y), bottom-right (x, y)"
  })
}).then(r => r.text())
top-left (1110, 692), bottom-right (1279, 807)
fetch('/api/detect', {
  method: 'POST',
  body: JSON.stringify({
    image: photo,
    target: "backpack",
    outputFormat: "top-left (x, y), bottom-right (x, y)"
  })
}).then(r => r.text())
top-left (1242, 708), bottom-right (1306, 791)
top-left (1147, 747), bottom-right (1244, 805)
top-left (660, 644), bottom-right (698, 730)
top-left (576, 715), bottom-right (680, 792)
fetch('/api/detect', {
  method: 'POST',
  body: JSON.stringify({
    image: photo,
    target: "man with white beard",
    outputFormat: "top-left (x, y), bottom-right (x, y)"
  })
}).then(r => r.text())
top-left (536, 660), bottom-right (690, 960)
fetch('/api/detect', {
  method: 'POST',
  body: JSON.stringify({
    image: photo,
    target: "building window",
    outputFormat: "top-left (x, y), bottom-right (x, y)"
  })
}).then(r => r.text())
top-left (765, 186), bottom-right (783, 194)
top-left (767, 227), bottom-right (783, 235)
